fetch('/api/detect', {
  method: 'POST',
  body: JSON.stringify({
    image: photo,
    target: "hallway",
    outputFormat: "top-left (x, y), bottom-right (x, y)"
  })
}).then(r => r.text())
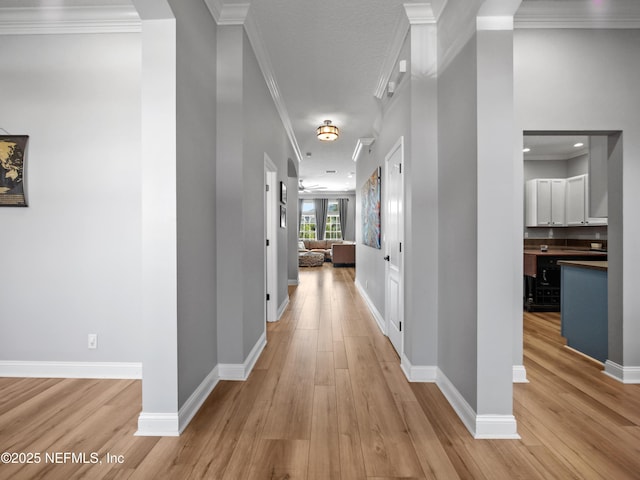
top-left (2, 265), bottom-right (640, 479)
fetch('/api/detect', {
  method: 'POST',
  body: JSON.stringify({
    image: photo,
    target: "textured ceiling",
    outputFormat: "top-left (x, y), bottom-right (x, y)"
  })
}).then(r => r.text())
top-left (249, 0), bottom-right (410, 193)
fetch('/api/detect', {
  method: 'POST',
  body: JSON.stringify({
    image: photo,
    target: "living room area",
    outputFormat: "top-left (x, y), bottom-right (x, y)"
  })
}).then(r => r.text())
top-left (297, 195), bottom-right (356, 267)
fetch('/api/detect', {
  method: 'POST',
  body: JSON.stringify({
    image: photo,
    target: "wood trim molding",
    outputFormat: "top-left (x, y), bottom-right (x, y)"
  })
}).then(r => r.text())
top-left (0, 361), bottom-right (141, 379)
top-left (436, 368), bottom-right (520, 439)
top-left (400, 354), bottom-right (437, 382)
top-left (604, 360), bottom-right (640, 384)
top-left (513, 365), bottom-right (529, 383)
top-left (218, 331), bottom-right (267, 381)
top-left (277, 296), bottom-right (290, 320)
top-left (354, 279), bottom-right (386, 336)
top-left (135, 412), bottom-right (179, 437)
top-left (178, 366), bottom-right (220, 434)
top-left (0, 5), bottom-right (141, 35)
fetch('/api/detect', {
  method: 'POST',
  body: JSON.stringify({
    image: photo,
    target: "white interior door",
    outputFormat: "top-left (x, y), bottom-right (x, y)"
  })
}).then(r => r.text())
top-left (265, 155), bottom-right (278, 323)
top-left (385, 137), bottom-right (404, 356)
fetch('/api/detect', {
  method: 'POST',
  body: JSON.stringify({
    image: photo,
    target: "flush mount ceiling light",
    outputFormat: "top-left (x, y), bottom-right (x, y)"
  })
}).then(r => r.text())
top-left (523, 147), bottom-right (531, 153)
top-left (317, 120), bottom-right (339, 141)
top-left (574, 142), bottom-right (584, 147)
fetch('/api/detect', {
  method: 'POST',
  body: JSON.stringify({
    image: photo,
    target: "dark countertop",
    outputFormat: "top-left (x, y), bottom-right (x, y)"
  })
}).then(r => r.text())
top-left (523, 248), bottom-right (607, 257)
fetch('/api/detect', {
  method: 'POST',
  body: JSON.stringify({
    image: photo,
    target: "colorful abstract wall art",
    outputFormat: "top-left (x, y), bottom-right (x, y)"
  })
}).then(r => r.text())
top-left (361, 166), bottom-right (381, 249)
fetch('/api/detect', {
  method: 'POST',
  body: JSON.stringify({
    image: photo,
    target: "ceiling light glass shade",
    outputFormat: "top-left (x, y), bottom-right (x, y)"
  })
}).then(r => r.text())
top-left (317, 120), bottom-right (339, 141)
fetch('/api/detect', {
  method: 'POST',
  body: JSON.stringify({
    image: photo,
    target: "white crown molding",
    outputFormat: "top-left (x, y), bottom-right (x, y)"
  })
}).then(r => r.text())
top-left (477, 15), bottom-right (514, 31)
top-left (217, 2), bottom-right (250, 26)
top-left (204, 0), bottom-right (223, 23)
top-left (0, 5), bottom-right (141, 35)
top-left (0, 360), bottom-right (142, 379)
top-left (244, 10), bottom-right (303, 164)
top-left (352, 137), bottom-right (376, 162)
top-left (374, 12), bottom-right (410, 99)
top-left (403, 3), bottom-right (437, 25)
top-left (515, 1), bottom-right (640, 29)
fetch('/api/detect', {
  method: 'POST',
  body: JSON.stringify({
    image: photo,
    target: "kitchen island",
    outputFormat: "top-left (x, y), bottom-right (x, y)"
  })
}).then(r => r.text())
top-left (559, 260), bottom-right (608, 363)
top-left (523, 248), bottom-right (607, 311)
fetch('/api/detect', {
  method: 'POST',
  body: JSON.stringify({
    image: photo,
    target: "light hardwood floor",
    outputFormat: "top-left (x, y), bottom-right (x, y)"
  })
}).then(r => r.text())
top-left (1, 264), bottom-right (640, 479)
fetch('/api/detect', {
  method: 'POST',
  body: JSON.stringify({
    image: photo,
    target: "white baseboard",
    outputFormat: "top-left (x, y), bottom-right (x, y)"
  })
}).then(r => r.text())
top-left (218, 331), bottom-right (266, 381)
top-left (475, 415), bottom-right (520, 439)
top-left (435, 368), bottom-right (520, 439)
top-left (604, 360), bottom-right (640, 384)
top-left (354, 279), bottom-right (386, 335)
top-left (288, 278), bottom-right (299, 286)
top-left (513, 365), bottom-right (529, 383)
top-left (135, 412), bottom-right (180, 437)
top-left (400, 354), bottom-right (437, 382)
top-left (0, 361), bottom-right (142, 379)
top-left (277, 296), bottom-right (290, 320)
top-left (178, 365), bottom-right (220, 433)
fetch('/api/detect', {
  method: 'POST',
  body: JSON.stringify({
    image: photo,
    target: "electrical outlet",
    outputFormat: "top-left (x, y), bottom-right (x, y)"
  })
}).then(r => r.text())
top-left (595, 232), bottom-right (601, 240)
top-left (548, 228), bottom-right (554, 238)
top-left (88, 334), bottom-right (98, 349)
top-left (365, 280), bottom-right (369, 289)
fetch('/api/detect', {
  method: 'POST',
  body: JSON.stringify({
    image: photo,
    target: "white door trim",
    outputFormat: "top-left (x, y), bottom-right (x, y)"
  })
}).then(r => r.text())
top-left (265, 154), bottom-right (278, 323)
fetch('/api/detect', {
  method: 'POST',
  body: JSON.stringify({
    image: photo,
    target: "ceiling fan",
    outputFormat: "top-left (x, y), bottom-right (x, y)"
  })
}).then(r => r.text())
top-left (298, 179), bottom-right (327, 192)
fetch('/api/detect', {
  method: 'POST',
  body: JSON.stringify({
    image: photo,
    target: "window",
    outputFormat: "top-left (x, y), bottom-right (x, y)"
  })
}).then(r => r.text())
top-left (325, 201), bottom-right (342, 240)
top-left (299, 201), bottom-right (316, 240)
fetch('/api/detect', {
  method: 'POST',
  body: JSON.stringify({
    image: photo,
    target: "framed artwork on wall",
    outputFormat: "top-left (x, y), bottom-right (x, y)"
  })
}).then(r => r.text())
top-left (0, 135), bottom-right (28, 207)
top-left (280, 181), bottom-right (287, 204)
top-left (280, 205), bottom-right (287, 228)
top-left (361, 166), bottom-right (381, 249)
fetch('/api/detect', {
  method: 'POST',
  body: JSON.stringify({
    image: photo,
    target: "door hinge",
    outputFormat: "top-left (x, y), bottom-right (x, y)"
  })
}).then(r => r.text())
top-left (399, 321), bottom-right (402, 332)
top-left (399, 242), bottom-right (402, 253)
top-left (266, 239), bottom-right (270, 246)
top-left (399, 163), bottom-right (402, 174)
top-left (266, 293), bottom-right (270, 301)
top-left (266, 184), bottom-right (270, 192)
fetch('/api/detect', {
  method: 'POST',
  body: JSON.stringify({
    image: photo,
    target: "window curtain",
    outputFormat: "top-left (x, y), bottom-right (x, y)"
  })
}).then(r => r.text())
top-left (298, 198), bottom-right (304, 233)
top-left (314, 198), bottom-right (328, 240)
top-left (338, 198), bottom-right (348, 240)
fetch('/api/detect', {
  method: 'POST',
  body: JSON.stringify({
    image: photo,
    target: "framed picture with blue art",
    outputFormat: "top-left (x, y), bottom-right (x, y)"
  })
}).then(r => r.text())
top-left (361, 166), bottom-right (381, 249)
top-left (0, 135), bottom-right (28, 207)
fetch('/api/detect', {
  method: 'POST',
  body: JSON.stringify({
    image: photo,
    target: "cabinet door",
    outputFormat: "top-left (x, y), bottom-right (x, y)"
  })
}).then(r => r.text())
top-left (550, 179), bottom-right (566, 226)
top-left (536, 180), bottom-right (552, 226)
top-left (566, 175), bottom-right (586, 225)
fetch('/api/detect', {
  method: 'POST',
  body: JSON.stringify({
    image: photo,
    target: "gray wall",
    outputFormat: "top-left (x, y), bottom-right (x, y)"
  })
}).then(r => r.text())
top-left (0, 33), bottom-right (143, 363)
top-left (170, 0), bottom-right (219, 409)
top-left (515, 28), bottom-right (640, 368)
top-left (437, 35), bottom-right (479, 409)
top-left (216, 25), bottom-right (293, 363)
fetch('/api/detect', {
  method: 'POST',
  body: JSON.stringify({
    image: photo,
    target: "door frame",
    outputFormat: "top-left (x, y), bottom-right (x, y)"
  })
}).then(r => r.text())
top-left (265, 154), bottom-right (278, 323)
top-left (384, 136), bottom-right (405, 356)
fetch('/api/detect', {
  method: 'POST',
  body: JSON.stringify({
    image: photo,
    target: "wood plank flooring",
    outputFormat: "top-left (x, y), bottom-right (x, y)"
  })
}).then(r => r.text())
top-left (1, 264), bottom-right (640, 479)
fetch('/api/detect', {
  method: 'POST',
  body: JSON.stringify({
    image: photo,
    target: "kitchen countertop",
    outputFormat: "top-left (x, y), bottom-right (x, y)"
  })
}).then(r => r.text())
top-left (523, 248), bottom-right (607, 256)
top-left (557, 260), bottom-right (608, 272)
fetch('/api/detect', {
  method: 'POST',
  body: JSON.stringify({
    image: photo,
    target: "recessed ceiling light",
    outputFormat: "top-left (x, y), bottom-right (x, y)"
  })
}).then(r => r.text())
top-left (523, 147), bottom-right (531, 153)
top-left (574, 142), bottom-right (584, 148)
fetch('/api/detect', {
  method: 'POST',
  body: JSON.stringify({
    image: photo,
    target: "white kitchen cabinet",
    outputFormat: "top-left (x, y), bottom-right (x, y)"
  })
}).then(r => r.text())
top-left (566, 174), bottom-right (608, 226)
top-left (525, 179), bottom-right (566, 227)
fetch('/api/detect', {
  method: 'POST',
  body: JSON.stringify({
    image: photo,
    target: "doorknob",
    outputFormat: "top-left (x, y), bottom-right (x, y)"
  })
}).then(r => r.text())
top-left (384, 255), bottom-right (390, 261)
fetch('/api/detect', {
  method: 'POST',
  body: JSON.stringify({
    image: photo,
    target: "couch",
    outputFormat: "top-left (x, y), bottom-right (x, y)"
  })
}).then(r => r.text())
top-left (300, 239), bottom-right (344, 261)
top-left (331, 243), bottom-right (355, 267)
